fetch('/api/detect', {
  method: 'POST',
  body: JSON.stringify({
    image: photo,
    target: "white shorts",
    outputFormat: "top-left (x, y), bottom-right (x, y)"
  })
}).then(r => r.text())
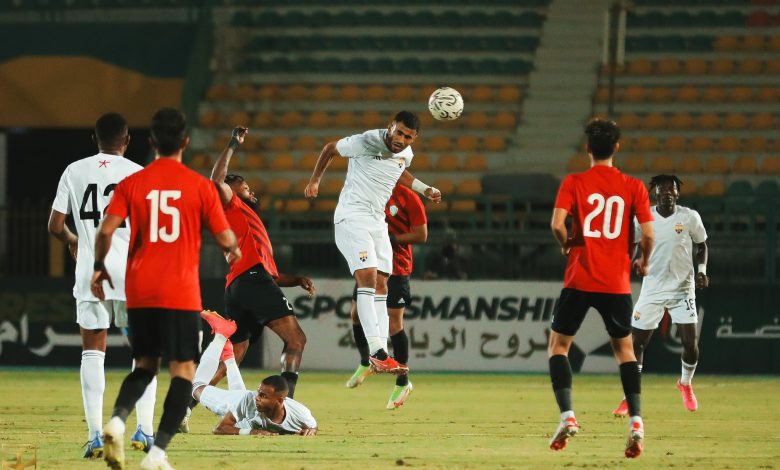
top-left (76, 300), bottom-right (127, 330)
top-left (631, 296), bottom-right (697, 330)
top-left (200, 386), bottom-right (250, 417)
top-left (334, 219), bottom-right (392, 275)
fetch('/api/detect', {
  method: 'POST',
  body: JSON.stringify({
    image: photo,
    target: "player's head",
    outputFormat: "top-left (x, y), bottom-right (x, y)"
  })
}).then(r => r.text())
top-left (150, 107), bottom-right (189, 157)
top-left (255, 375), bottom-right (289, 413)
top-left (649, 174), bottom-right (682, 209)
top-left (225, 174), bottom-right (258, 205)
top-left (93, 112), bottom-right (130, 152)
top-left (584, 118), bottom-right (621, 160)
top-left (385, 111), bottom-right (420, 153)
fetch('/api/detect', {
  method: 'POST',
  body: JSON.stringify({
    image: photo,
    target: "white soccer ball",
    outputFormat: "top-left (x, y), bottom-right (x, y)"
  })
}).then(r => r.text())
top-left (428, 87), bottom-right (464, 121)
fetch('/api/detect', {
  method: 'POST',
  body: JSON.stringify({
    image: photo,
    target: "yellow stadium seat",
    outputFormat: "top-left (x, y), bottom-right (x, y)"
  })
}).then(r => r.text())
top-left (648, 87), bottom-right (674, 102)
top-left (363, 85), bottom-right (386, 100)
top-left (277, 111), bottom-right (304, 128)
top-left (676, 86), bottom-right (700, 102)
top-left (431, 179), bottom-right (455, 195)
top-left (769, 36), bottom-right (780, 51)
top-left (669, 112), bottom-right (694, 129)
top-left (496, 85), bottom-right (521, 102)
top-left (257, 84), bottom-right (279, 100)
top-left (677, 155), bottom-right (703, 173)
top-left (656, 58), bottom-right (680, 75)
top-left (232, 84), bottom-right (256, 101)
top-left (714, 35), bottom-right (739, 51)
top-left (483, 136), bottom-right (506, 152)
top-left (312, 199), bottom-right (338, 212)
top-left (742, 35), bottom-right (765, 51)
top-left (437, 154), bottom-right (460, 171)
top-left (311, 84), bottom-right (335, 101)
top-left (621, 154), bottom-right (646, 173)
top-left (567, 154), bottom-right (589, 172)
top-left (226, 111), bottom-right (250, 126)
top-left (751, 112), bottom-right (774, 129)
top-left (463, 154), bottom-right (487, 172)
top-left (244, 153), bottom-right (265, 170)
top-left (595, 87), bottom-right (610, 102)
top-left (292, 179), bottom-right (309, 195)
top-left (493, 112), bottom-right (517, 129)
top-left (696, 112), bottom-right (720, 130)
top-left (270, 153), bottom-right (295, 170)
top-left (683, 59), bottom-right (708, 75)
top-left (417, 84), bottom-right (438, 101)
top-left (756, 86), bottom-right (779, 102)
top-left (411, 154), bottom-right (431, 171)
top-left (296, 154), bottom-right (317, 171)
top-left (465, 112), bottom-right (490, 129)
top-left (627, 59), bottom-right (652, 75)
top-left (765, 59), bottom-right (780, 74)
top-left (701, 86), bottom-right (727, 102)
top-left (425, 200), bottom-right (449, 213)
top-left (206, 83), bottom-right (230, 100)
top-left (619, 137), bottom-right (635, 152)
top-left (618, 113), bottom-right (641, 129)
top-left (772, 140), bottom-right (780, 153)
top-left (418, 113), bottom-right (435, 130)
top-left (211, 135), bottom-right (231, 151)
top-left (636, 136), bottom-right (659, 152)
top-left (329, 156), bottom-right (348, 171)
top-left (743, 136), bottom-right (768, 152)
top-left (451, 200), bottom-right (477, 213)
top-left (760, 156), bottom-right (780, 173)
top-left (718, 137), bottom-right (741, 152)
top-left (723, 113), bottom-right (749, 129)
top-left (690, 136), bottom-right (714, 152)
top-left (470, 85), bottom-right (494, 102)
top-left (704, 156), bottom-right (730, 174)
top-left (680, 179), bottom-right (698, 196)
top-left (729, 87), bottom-right (753, 102)
top-left (243, 134), bottom-right (262, 151)
top-left (285, 85), bottom-right (309, 100)
top-left (643, 112), bottom-right (666, 129)
top-left (738, 59), bottom-right (763, 74)
top-left (199, 109), bottom-right (223, 128)
top-left (264, 136), bottom-right (290, 151)
top-left (285, 199), bottom-right (311, 213)
top-left (732, 155), bottom-right (758, 174)
top-left (456, 135), bottom-right (479, 152)
top-left (252, 111), bottom-right (274, 128)
top-left (651, 155), bottom-right (675, 173)
top-left (456, 179), bottom-right (482, 195)
top-left (428, 136), bottom-right (452, 152)
top-left (664, 136), bottom-right (687, 153)
top-left (293, 136), bottom-right (319, 151)
top-left (266, 179), bottom-right (292, 195)
top-left (307, 111), bottom-right (330, 128)
top-left (699, 180), bottom-right (726, 197)
top-left (361, 111), bottom-right (385, 128)
top-left (333, 111), bottom-right (355, 128)
top-left (390, 85), bottom-right (415, 101)
top-left (624, 86), bottom-right (647, 102)
top-left (189, 153), bottom-right (212, 170)
top-left (320, 179), bottom-right (344, 195)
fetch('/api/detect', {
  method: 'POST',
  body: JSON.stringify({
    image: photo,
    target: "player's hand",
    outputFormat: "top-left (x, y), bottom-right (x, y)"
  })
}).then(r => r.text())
top-left (299, 428), bottom-right (317, 437)
top-left (90, 269), bottom-right (114, 301)
top-left (304, 181), bottom-right (319, 198)
top-left (695, 272), bottom-right (709, 289)
top-left (560, 245), bottom-right (571, 257)
top-left (633, 258), bottom-right (649, 276)
top-left (67, 239), bottom-right (78, 261)
top-left (251, 429), bottom-right (278, 436)
top-left (298, 277), bottom-right (316, 297)
top-left (424, 186), bottom-right (442, 203)
top-left (226, 246), bottom-right (242, 264)
top-left (229, 127), bottom-right (248, 150)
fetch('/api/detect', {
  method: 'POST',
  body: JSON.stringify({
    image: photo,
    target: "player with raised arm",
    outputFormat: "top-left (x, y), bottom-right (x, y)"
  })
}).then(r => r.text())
top-left (191, 312), bottom-right (317, 437)
top-left (346, 183), bottom-right (428, 409)
top-left (48, 112), bottom-right (157, 458)
top-left (612, 174), bottom-right (708, 416)
top-left (91, 108), bottom-right (240, 470)
top-left (304, 111), bottom-right (441, 374)
top-left (547, 118), bottom-right (654, 458)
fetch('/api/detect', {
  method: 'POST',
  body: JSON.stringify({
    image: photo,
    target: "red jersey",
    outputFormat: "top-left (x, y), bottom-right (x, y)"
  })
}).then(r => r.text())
top-left (554, 165), bottom-right (653, 294)
top-left (224, 193), bottom-right (278, 287)
top-left (106, 158), bottom-right (230, 310)
top-left (385, 184), bottom-right (427, 276)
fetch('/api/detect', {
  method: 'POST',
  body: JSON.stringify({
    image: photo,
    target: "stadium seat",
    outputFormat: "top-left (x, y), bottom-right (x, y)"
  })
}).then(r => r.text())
top-left (425, 200), bottom-right (449, 213)
top-left (702, 86), bottom-right (727, 102)
top-left (732, 155), bottom-right (758, 174)
top-left (696, 112), bottom-right (720, 130)
top-left (306, 111), bottom-right (330, 128)
top-left (465, 112), bottom-right (490, 129)
top-left (411, 154), bottom-right (431, 171)
top-left (329, 156), bottom-right (348, 171)
top-left (496, 85), bottom-right (521, 102)
top-left (710, 59), bottom-right (734, 75)
top-left (743, 136), bottom-right (768, 152)
top-left (760, 156), bottom-right (780, 173)
top-left (310, 84), bottom-right (335, 101)
top-left (431, 179), bottom-right (455, 195)
top-left (756, 86), bottom-right (779, 102)
top-left (437, 154), bottom-right (460, 171)
top-left (297, 154), bottom-right (318, 171)
top-left (680, 179), bottom-right (698, 196)
top-left (683, 58), bottom-right (708, 75)
top-left (471, 85), bottom-right (494, 102)
top-left (257, 84), bottom-right (279, 100)
top-left (677, 86), bottom-right (700, 102)
top-left (364, 85), bottom-right (386, 101)
top-left (243, 153), bottom-right (265, 170)
top-left (428, 136), bottom-right (452, 152)
top-left (644, 112), bottom-right (666, 129)
top-left (651, 155), bottom-right (675, 173)
top-left (669, 112), bottom-right (694, 129)
top-left (648, 87), bottom-right (673, 102)
top-left (294, 136), bottom-right (319, 151)
top-left (189, 153), bottom-right (212, 170)
top-left (206, 83), bottom-right (230, 101)
top-left (211, 135), bottom-right (231, 151)
top-left (232, 84), bottom-right (256, 101)
top-left (718, 137), bottom-right (742, 153)
top-left (361, 111), bottom-right (384, 128)
top-left (766, 59), bottom-right (780, 73)
top-left (339, 85), bottom-right (362, 101)
top-left (226, 111), bottom-right (250, 126)
top-left (723, 113), bottom-right (749, 129)
top-left (738, 59), bottom-right (764, 74)
top-left (624, 86), bottom-right (647, 102)
top-left (677, 155), bottom-right (703, 173)
top-left (656, 58), bottom-right (680, 75)
top-left (483, 136), bottom-right (506, 152)
top-left (463, 154), bottom-right (487, 172)
top-left (729, 87), bottom-right (753, 102)
top-left (714, 35), bottom-right (739, 51)
top-left (390, 85), bottom-right (415, 101)
top-left (636, 136), bottom-right (659, 152)
top-left (266, 179), bottom-right (292, 195)
top-left (242, 134), bottom-right (262, 151)
top-left (691, 136), bottom-right (714, 152)
top-left (285, 85), bottom-right (309, 100)
top-left (567, 154), bottom-right (589, 172)
top-left (456, 135), bottom-right (479, 152)
top-left (704, 155), bottom-right (730, 173)
top-left (264, 136), bottom-right (290, 151)
top-left (417, 84), bottom-right (439, 101)
top-left (333, 111), bottom-right (355, 128)
top-left (699, 179), bottom-right (726, 197)
top-left (270, 153), bottom-right (295, 170)
top-left (619, 112), bottom-right (641, 129)
top-left (199, 109), bottom-right (223, 128)
top-left (493, 112), bottom-right (517, 129)
top-left (278, 111), bottom-right (304, 128)
top-left (456, 179), bottom-right (482, 195)
top-left (664, 136), bottom-right (686, 153)
top-left (628, 59), bottom-right (653, 75)
top-left (312, 199), bottom-right (338, 212)
top-left (621, 154), bottom-right (646, 172)
top-left (751, 112), bottom-right (774, 129)
top-left (285, 199), bottom-right (312, 213)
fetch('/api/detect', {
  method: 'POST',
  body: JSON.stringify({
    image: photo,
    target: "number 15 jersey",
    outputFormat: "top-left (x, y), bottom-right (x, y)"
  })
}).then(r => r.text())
top-left (52, 153), bottom-right (143, 302)
top-left (554, 165), bottom-right (653, 294)
top-left (106, 158), bottom-right (230, 310)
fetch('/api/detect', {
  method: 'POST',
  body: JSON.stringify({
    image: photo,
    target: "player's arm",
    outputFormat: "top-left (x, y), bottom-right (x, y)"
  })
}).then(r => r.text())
top-left (211, 127), bottom-right (248, 206)
top-left (398, 170), bottom-right (441, 203)
top-left (391, 224), bottom-right (427, 245)
top-left (305, 141), bottom-right (341, 198)
top-left (275, 274), bottom-right (315, 297)
top-left (695, 241), bottom-right (709, 288)
top-left (47, 209), bottom-right (78, 261)
top-left (299, 427), bottom-right (317, 437)
top-left (550, 208), bottom-right (570, 256)
top-left (212, 412), bottom-right (274, 435)
top-left (633, 221), bottom-right (655, 276)
top-left (215, 228), bottom-right (241, 264)
top-left (90, 214), bottom-right (124, 300)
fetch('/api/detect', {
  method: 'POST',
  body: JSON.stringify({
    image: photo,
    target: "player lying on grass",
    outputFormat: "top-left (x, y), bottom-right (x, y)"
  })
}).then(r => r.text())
top-left (191, 311), bottom-right (317, 436)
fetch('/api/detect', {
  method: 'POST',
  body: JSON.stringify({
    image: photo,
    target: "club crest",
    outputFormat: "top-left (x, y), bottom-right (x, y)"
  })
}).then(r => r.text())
top-left (674, 223), bottom-right (683, 234)
top-left (359, 251), bottom-right (368, 262)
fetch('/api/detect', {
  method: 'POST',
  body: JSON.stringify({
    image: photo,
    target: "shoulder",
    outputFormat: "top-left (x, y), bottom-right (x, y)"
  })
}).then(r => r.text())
top-left (678, 205), bottom-right (701, 219)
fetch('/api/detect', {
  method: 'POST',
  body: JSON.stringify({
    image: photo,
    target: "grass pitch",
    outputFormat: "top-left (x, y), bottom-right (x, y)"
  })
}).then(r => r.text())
top-left (0, 370), bottom-right (777, 469)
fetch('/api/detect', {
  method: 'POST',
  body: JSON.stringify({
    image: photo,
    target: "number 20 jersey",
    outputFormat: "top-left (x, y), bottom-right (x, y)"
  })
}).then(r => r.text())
top-left (52, 153), bottom-right (143, 302)
top-left (554, 165), bottom-right (653, 294)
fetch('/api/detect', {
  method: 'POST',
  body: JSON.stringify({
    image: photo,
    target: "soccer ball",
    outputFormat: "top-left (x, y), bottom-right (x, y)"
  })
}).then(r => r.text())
top-left (428, 87), bottom-right (464, 121)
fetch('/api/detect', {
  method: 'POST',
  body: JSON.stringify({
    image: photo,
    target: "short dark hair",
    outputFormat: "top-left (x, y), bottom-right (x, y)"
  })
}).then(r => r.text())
top-left (649, 174), bottom-right (683, 192)
top-left (224, 174), bottom-right (244, 185)
top-left (95, 112), bottom-right (128, 147)
top-left (585, 118), bottom-right (621, 159)
top-left (150, 107), bottom-right (187, 156)
top-left (393, 111), bottom-right (421, 132)
top-left (262, 375), bottom-right (289, 395)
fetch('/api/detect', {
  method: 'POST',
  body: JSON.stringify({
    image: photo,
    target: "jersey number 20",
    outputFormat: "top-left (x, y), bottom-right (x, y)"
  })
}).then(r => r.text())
top-left (146, 190), bottom-right (181, 243)
top-left (583, 193), bottom-right (625, 239)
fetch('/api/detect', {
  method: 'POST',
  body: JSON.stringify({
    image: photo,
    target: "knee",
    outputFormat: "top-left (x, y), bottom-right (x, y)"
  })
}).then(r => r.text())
top-left (286, 331), bottom-right (306, 351)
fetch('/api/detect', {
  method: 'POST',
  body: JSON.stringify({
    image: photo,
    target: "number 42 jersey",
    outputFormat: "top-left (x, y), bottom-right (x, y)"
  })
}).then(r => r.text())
top-left (554, 165), bottom-right (653, 294)
top-left (52, 153), bottom-right (143, 302)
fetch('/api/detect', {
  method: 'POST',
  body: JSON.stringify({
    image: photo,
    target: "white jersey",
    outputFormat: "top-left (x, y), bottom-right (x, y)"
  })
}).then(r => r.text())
top-left (635, 205), bottom-right (707, 301)
top-left (333, 129), bottom-right (413, 224)
top-left (51, 153), bottom-right (142, 301)
top-left (232, 393), bottom-right (317, 434)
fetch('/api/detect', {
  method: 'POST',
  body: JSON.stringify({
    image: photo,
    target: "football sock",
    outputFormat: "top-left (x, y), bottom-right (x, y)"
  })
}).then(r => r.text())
top-left (81, 350), bottom-right (105, 440)
top-left (155, 377), bottom-right (192, 451)
top-left (112, 367), bottom-right (156, 422)
top-left (225, 358), bottom-right (246, 391)
top-left (549, 355), bottom-right (573, 413)
top-left (135, 374), bottom-right (157, 436)
top-left (620, 361), bottom-right (642, 417)
top-left (281, 371), bottom-right (299, 399)
top-left (638, 363), bottom-right (643, 373)
top-left (193, 333), bottom-right (227, 388)
top-left (680, 360), bottom-right (697, 386)
top-left (375, 295), bottom-right (389, 350)
top-left (352, 324), bottom-right (370, 367)
top-left (356, 287), bottom-right (382, 354)
top-left (391, 330), bottom-right (410, 387)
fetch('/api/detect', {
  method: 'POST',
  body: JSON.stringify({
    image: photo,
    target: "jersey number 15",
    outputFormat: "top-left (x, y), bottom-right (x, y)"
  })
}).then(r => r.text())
top-left (146, 190), bottom-right (181, 243)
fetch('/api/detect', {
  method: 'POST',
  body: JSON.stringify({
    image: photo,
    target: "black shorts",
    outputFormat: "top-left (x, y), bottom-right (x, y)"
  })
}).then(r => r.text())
top-left (551, 288), bottom-right (634, 338)
top-left (127, 308), bottom-right (200, 361)
top-left (351, 275), bottom-right (411, 309)
top-left (224, 264), bottom-right (294, 343)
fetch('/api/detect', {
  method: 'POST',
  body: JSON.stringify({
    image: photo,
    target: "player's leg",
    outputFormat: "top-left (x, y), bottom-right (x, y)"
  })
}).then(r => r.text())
top-left (140, 310), bottom-right (200, 470)
top-left (192, 313), bottom-right (237, 395)
top-left (76, 301), bottom-right (111, 458)
top-left (547, 289), bottom-right (588, 451)
top-left (387, 275), bottom-right (413, 409)
top-left (266, 315), bottom-right (307, 398)
top-left (670, 298), bottom-right (700, 411)
top-left (375, 272), bottom-right (390, 351)
top-left (346, 295), bottom-right (373, 388)
top-left (222, 341), bottom-right (246, 391)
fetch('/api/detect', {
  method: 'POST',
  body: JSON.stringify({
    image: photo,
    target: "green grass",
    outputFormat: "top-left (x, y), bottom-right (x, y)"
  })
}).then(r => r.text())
top-left (0, 370), bottom-right (778, 469)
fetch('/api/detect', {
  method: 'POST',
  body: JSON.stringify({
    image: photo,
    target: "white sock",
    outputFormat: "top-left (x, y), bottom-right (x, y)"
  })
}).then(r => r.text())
top-left (107, 416), bottom-right (125, 435)
top-left (193, 334), bottom-right (228, 388)
top-left (355, 287), bottom-right (382, 354)
top-left (630, 415), bottom-right (644, 426)
top-left (135, 373), bottom-right (157, 436)
top-left (560, 410), bottom-right (575, 421)
top-left (225, 358), bottom-right (246, 391)
top-left (680, 360), bottom-right (697, 385)
top-left (375, 295), bottom-right (389, 350)
top-left (81, 350), bottom-right (105, 440)
top-left (638, 364), bottom-right (643, 373)
top-left (148, 445), bottom-right (166, 461)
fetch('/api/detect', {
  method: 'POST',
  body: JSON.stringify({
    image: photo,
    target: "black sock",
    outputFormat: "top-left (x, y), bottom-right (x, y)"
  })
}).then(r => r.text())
top-left (620, 361), bottom-right (642, 417)
top-left (155, 377), bottom-right (192, 450)
top-left (549, 355), bottom-right (573, 413)
top-left (391, 330), bottom-right (410, 387)
top-left (281, 371), bottom-right (299, 399)
top-left (112, 367), bottom-right (156, 421)
top-left (352, 324), bottom-right (370, 367)
top-left (372, 349), bottom-right (388, 360)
